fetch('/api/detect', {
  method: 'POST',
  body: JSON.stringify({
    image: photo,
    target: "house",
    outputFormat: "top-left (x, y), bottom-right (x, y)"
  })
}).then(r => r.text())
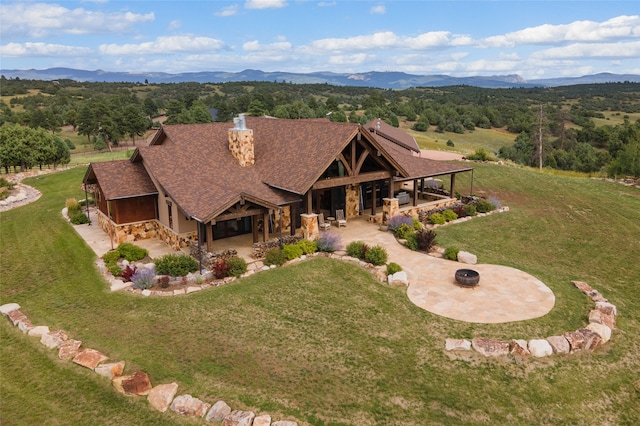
top-left (83, 115), bottom-right (473, 253)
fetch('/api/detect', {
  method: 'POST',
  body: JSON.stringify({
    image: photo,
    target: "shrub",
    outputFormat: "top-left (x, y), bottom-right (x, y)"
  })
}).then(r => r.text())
top-left (387, 262), bottom-right (402, 275)
top-left (444, 246), bottom-right (460, 261)
top-left (346, 241), bottom-right (367, 259)
top-left (317, 232), bottom-right (341, 253)
top-left (404, 233), bottom-right (418, 251)
top-left (412, 217), bottom-right (422, 231)
top-left (296, 239), bottom-right (317, 255)
top-left (365, 245), bottom-right (388, 266)
top-left (132, 267), bottom-right (155, 290)
top-left (412, 122), bottom-right (428, 132)
top-left (475, 199), bottom-right (496, 213)
top-left (463, 204), bottom-right (477, 216)
top-left (65, 198), bottom-right (80, 213)
top-left (416, 229), bottom-right (437, 252)
top-left (467, 147), bottom-right (492, 161)
top-left (264, 248), bottom-right (287, 266)
top-left (387, 215), bottom-right (414, 232)
top-left (69, 211), bottom-right (89, 224)
top-left (394, 223), bottom-right (415, 240)
top-left (158, 276), bottom-right (170, 289)
top-left (108, 264), bottom-right (122, 277)
top-left (117, 242), bottom-right (148, 262)
top-left (213, 259), bottom-right (232, 279)
top-left (442, 209), bottom-right (458, 222)
top-left (155, 254), bottom-right (198, 277)
top-left (120, 264), bottom-right (137, 282)
top-left (0, 178), bottom-right (15, 190)
top-left (488, 196), bottom-right (502, 209)
top-left (446, 140), bottom-right (455, 147)
top-left (102, 250), bottom-right (120, 266)
top-left (429, 213), bottom-right (445, 225)
top-left (226, 256), bottom-right (248, 277)
top-left (283, 243), bottom-right (303, 260)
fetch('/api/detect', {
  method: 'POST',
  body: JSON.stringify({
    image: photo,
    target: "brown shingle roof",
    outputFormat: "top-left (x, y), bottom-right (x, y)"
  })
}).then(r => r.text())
top-left (124, 116), bottom-right (471, 221)
top-left (85, 160), bottom-right (157, 200)
top-left (364, 119), bottom-right (421, 153)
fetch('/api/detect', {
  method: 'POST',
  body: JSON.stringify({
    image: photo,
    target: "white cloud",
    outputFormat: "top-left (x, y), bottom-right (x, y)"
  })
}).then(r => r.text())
top-left (168, 20), bottom-right (182, 30)
top-left (216, 5), bottom-right (239, 17)
top-left (370, 4), bottom-right (386, 15)
top-left (327, 53), bottom-right (372, 66)
top-left (99, 35), bottom-right (227, 56)
top-left (482, 15), bottom-right (640, 47)
top-left (245, 0), bottom-right (287, 9)
top-left (531, 41), bottom-right (640, 59)
top-left (243, 40), bottom-right (293, 52)
top-left (0, 2), bottom-right (154, 38)
top-left (0, 42), bottom-right (92, 57)
top-left (308, 30), bottom-right (470, 53)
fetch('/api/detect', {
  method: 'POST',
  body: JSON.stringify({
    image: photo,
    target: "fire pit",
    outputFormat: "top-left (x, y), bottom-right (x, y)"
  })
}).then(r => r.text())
top-left (455, 269), bottom-right (480, 287)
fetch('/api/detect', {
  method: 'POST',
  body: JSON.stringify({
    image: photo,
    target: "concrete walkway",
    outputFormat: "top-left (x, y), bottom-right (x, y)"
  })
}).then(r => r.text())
top-left (71, 211), bottom-right (555, 324)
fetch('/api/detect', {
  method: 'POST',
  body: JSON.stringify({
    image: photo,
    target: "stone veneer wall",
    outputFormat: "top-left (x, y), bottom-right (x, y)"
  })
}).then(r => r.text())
top-left (345, 185), bottom-right (360, 219)
top-left (270, 206), bottom-right (291, 234)
top-left (300, 213), bottom-right (319, 241)
top-left (95, 210), bottom-right (196, 250)
top-left (228, 128), bottom-right (255, 167)
top-left (369, 198), bottom-right (457, 224)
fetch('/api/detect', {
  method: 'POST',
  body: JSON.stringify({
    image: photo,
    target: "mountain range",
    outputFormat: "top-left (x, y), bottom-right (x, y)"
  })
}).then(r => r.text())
top-left (2, 67), bottom-right (639, 89)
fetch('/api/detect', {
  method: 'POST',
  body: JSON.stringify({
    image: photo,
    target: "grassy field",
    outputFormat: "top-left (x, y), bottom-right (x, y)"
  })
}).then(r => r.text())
top-left (1, 164), bottom-right (640, 425)
top-left (399, 121), bottom-right (516, 155)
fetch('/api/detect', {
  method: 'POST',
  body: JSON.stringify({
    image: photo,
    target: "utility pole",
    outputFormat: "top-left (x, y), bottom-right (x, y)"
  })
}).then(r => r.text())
top-left (538, 104), bottom-right (544, 170)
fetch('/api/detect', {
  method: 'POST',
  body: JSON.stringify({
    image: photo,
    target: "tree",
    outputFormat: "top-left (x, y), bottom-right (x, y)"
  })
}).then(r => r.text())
top-left (122, 103), bottom-right (148, 145)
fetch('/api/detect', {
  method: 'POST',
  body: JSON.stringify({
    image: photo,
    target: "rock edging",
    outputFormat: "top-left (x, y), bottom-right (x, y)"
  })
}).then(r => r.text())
top-left (445, 280), bottom-right (617, 358)
top-left (1, 302), bottom-right (299, 425)
top-left (104, 251), bottom-right (398, 296)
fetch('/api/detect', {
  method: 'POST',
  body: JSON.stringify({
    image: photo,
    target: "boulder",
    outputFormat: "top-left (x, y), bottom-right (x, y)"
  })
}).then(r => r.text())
top-left (457, 251), bottom-right (477, 265)
top-left (222, 410), bottom-right (256, 426)
top-left (445, 338), bottom-right (471, 351)
top-left (186, 286), bottom-right (201, 294)
top-left (94, 361), bottom-right (125, 379)
top-left (509, 339), bottom-right (530, 356)
top-left (471, 338), bottom-right (510, 357)
top-left (110, 279), bottom-right (131, 292)
top-left (147, 382), bottom-right (179, 413)
top-left (73, 348), bottom-right (108, 369)
top-left (112, 371), bottom-right (153, 396)
top-left (17, 318), bottom-right (34, 333)
top-left (58, 339), bottom-right (82, 360)
top-left (571, 280), bottom-right (593, 294)
top-left (253, 414), bottom-right (272, 426)
top-left (141, 289), bottom-right (152, 297)
top-left (588, 309), bottom-right (615, 329)
top-left (272, 422), bottom-right (298, 426)
top-left (595, 301), bottom-right (617, 317)
top-left (6, 310), bottom-right (28, 326)
top-left (170, 394), bottom-right (211, 417)
top-left (586, 323), bottom-right (612, 344)
top-left (28, 325), bottom-right (49, 337)
top-left (0, 303), bottom-right (20, 314)
top-left (564, 329), bottom-right (602, 353)
top-left (40, 330), bottom-right (68, 349)
top-left (546, 336), bottom-right (570, 354)
top-left (528, 339), bottom-right (553, 357)
top-left (388, 271), bottom-right (408, 286)
top-left (206, 400), bottom-right (232, 422)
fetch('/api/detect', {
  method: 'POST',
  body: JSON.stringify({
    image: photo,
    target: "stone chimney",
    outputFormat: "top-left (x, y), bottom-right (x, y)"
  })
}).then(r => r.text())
top-left (228, 114), bottom-right (254, 167)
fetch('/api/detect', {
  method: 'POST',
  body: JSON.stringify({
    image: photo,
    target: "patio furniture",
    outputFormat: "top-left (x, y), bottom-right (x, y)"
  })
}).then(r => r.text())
top-left (335, 209), bottom-right (347, 227)
top-left (318, 212), bottom-right (331, 231)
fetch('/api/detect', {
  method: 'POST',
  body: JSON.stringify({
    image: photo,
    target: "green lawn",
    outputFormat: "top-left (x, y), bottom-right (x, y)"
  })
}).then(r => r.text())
top-left (1, 164), bottom-right (639, 425)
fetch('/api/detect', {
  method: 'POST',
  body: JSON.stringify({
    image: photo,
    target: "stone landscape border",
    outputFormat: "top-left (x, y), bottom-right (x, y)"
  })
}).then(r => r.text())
top-left (445, 281), bottom-right (617, 357)
top-left (1, 302), bottom-right (298, 425)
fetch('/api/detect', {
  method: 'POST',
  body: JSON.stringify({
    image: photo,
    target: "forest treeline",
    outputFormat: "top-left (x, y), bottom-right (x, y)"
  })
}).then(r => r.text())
top-left (1, 76), bottom-right (639, 177)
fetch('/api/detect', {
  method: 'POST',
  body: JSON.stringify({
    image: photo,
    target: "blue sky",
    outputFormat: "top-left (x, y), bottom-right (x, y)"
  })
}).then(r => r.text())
top-left (1, 0), bottom-right (639, 80)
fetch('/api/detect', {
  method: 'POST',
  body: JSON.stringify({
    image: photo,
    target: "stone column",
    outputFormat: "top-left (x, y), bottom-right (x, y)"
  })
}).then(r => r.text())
top-left (300, 213), bottom-right (319, 241)
top-left (382, 198), bottom-right (399, 225)
top-left (345, 184), bottom-right (360, 218)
